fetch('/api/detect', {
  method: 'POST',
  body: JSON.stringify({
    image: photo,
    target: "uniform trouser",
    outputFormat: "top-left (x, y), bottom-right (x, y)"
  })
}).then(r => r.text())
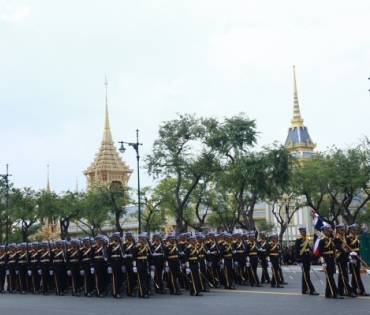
top-left (110, 262), bottom-right (122, 296)
top-left (136, 261), bottom-right (149, 297)
top-left (125, 261), bottom-right (136, 296)
top-left (337, 259), bottom-right (352, 295)
top-left (248, 258), bottom-right (260, 285)
top-left (94, 262), bottom-right (106, 296)
top-left (223, 258), bottom-right (233, 289)
top-left (323, 257), bottom-right (339, 296)
top-left (198, 260), bottom-right (208, 291)
top-left (54, 264), bottom-right (67, 294)
top-left (0, 267), bottom-right (5, 291)
top-left (188, 262), bottom-right (201, 295)
top-left (40, 266), bottom-right (50, 294)
top-left (207, 258), bottom-right (220, 286)
top-left (30, 266), bottom-right (40, 293)
top-left (167, 260), bottom-right (181, 293)
top-left (18, 265), bottom-right (28, 292)
top-left (350, 257), bottom-right (366, 294)
top-left (259, 256), bottom-right (270, 282)
top-left (153, 259), bottom-right (165, 291)
top-left (301, 258), bottom-right (315, 293)
top-left (178, 260), bottom-right (189, 289)
top-left (235, 256), bottom-right (245, 284)
top-left (270, 260), bottom-right (283, 286)
top-left (82, 264), bottom-right (93, 295)
top-left (69, 265), bottom-right (79, 294)
top-left (7, 266), bottom-right (16, 292)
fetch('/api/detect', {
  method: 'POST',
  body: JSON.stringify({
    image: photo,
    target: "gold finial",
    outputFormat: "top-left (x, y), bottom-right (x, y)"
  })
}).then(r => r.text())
top-left (102, 76), bottom-right (113, 143)
top-left (76, 176), bottom-right (78, 192)
top-left (291, 66), bottom-right (304, 127)
top-left (46, 164), bottom-right (50, 193)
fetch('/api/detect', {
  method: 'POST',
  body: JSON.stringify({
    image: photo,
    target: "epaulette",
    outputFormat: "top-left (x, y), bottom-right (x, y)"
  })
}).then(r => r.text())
top-left (109, 241), bottom-right (117, 246)
top-left (79, 246), bottom-right (85, 250)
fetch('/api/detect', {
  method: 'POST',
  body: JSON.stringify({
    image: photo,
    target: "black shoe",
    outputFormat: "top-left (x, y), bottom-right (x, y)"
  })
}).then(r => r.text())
top-left (160, 290), bottom-right (167, 294)
top-left (256, 284), bottom-right (263, 287)
top-left (85, 293), bottom-right (92, 297)
top-left (72, 293), bottom-right (76, 296)
top-left (334, 294), bottom-right (344, 299)
top-left (59, 292), bottom-right (64, 296)
top-left (349, 292), bottom-right (357, 298)
top-left (276, 285), bottom-right (284, 288)
top-left (281, 282), bottom-right (288, 285)
top-left (175, 291), bottom-right (182, 295)
top-left (302, 291), bottom-right (309, 294)
top-left (21, 291), bottom-right (27, 294)
top-left (0, 290), bottom-right (4, 293)
top-left (34, 291), bottom-right (40, 295)
top-left (142, 295), bottom-right (150, 299)
top-left (196, 293), bottom-right (203, 296)
top-left (43, 292), bottom-right (49, 296)
top-left (228, 286), bottom-right (236, 290)
top-left (310, 291), bottom-right (319, 296)
top-left (114, 294), bottom-right (122, 299)
top-left (203, 288), bottom-right (210, 292)
top-left (99, 294), bottom-right (105, 298)
top-left (147, 291), bottom-right (153, 296)
top-left (359, 292), bottom-right (370, 296)
top-left (325, 295), bottom-right (334, 298)
top-left (128, 293), bottom-right (136, 297)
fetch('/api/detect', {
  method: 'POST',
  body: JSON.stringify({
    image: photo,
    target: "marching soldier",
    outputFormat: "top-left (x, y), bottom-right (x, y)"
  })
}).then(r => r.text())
top-left (294, 226), bottom-right (319, 295)
top-left (133, 232), bottom-right (151, 298)
top-left (66, 239), bottom-right (81, 296)
top-left (51, 240), bottom-right (67, 296)
top-left (79, 237), bottom-right (93, 297)
top-left (6, 243), bottom-right (17, 293)
top-left (184, 235), bottom-right (203, 296)
top-left (91, 235), bottom-right (107, 298)
top-left (163, 232), bottom-right (182, 295)
top-left (150, 232), bottom-right (166, 294)
top-left (195, 233), bottom-right (209, 292)
top-left (177, 233), bottom-right (190, 290)
top-left (17, 243), bottom-right (28, 294)
top-left (205, 233), bottom-right (221, 288)
top-left (266, 233), bottom-right (284, 288)
top-left (318, 224), bottom-right (343, 299)
top-left (232, 232), bottom-right (246, 286)
top-left (123, 231), bottom-right (136, 297)
top-left (245, 231), bottom-right (262, 287)
top-left (257, 231), bottom-right (270, 284)
top-left (0, 245), bottom-right (6, 293)
top-left (106, 232), bottom-right (124, 299)
top-left (345, 223), bottom-right (369, 296)
top-left (334, 224), bottom-right (356, 297)
top-left (38, 241), bottom-right (52, 295)
top-left (28, 242), bottom-right (40, 294)
top-left (219, 233), bottom-right (235, 290)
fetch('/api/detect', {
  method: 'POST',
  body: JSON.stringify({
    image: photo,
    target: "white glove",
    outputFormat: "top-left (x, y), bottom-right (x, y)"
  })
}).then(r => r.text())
top-left (181, 264), bottom-right (185, 270)
top-left (122, 254), bottom-right (127, 259)
top-left (220, 264), bottom-right (224, 269)
top-left (322, 263), bottom-right (327, 269)
top-left (246, 262), bottom-right (251, 267)
top-left (234, 261), bottom-right (239, 267)
top-left (80, 270), bottom-right (84, 276)
top-left (298, 263), bottom-right (302, 269)
top-left (179, 251), bottom-right (185, 256)
top-left (38, 270), bottom-right (42, 275)
top-left (268, 262), bottom-right (272, 268)
top-left (50, 270), bottom-right (54, 275)
top-left (165, 267), bottom-right (169, 273)
top-left (133, 267), bottom-right (137, 273)
top-left (6, 270), bottom-right (9, 275)
top-left (258, 248), bottom-right (263, 252)
top-left (67, 270), bottom-right (71, 276)
top-left (121, 266), bottom-right (126, 273)
top-left (107, 267), bottom-right (112, 274)
top-left (186, 268), bottom-right (191, 275)
top-left (349, 259), bottom-right (356, 265)
top-left (152, 252), bottom-right (157, 257)
top-left (232, 250), bottom-right (236, 254)
top-left (91, 267), bottom-right (95, 274)
top-left (28, 270), bottom-right (32, 276)
top-left (150, 265), bottom-right (155, 271)
top-left (207, 261), bottom-right (212, 267)
top-left (206, 250), bottom-right (210, 255)
top-left (15, 270), bottom-right (19, 275)
top-left (349, 252), bottom-right (357, 257)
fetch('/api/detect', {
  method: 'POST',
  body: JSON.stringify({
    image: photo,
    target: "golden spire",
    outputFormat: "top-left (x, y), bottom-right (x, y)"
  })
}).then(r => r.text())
top-left (291, 66), bottom-right (305, 128)
top-left (103, 75), bottom-right (113, 143)
top-left (46, 164), bottom-right (50, 193)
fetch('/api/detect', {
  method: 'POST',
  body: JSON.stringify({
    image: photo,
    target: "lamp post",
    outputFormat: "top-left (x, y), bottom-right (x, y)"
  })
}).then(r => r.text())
top-left (118, 130), bottom-right (143, 234)
top-left (0, 164), bottom-right (11, 245)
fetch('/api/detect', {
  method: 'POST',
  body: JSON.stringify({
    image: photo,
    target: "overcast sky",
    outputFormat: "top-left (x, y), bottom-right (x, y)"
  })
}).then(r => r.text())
top-left (1, 1), bottom-right (370, 193)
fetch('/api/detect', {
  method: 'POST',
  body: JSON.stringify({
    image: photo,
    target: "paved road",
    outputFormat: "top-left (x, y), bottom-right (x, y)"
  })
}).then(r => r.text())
top-left (1, 268), bottom-right (369, 315)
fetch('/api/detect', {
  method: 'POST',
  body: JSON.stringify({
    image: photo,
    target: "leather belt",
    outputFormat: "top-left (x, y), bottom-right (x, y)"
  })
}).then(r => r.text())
top-left (210, 251), bottom-right (217, 254)
top-left (137, 256), bottom-right (147, 260)
top-left (224, 254), bottom-right (232, 258)
top-left (323, 251), bottom-right (333, 255)
top-left (189, 257), bottom-right (198, 261)
top-left (8, 260), bottom-right (15, 264)
top-left (269, 253), bottom-right (279, 256)
top-left (236, 250), bottom-right (244, 253)
top-left (111, 255), bottom-right (121, 258)
top-left (31, 260), bottom-right (38, 263)
top-left (168, 255), bottom-right (178, 259)
top-left (82, 258), bottom-right (90, 262)
top-left (0, 262), bottom-right (5, 265)
top-left (248, 253), bottom-right (257, 255)
top-left (18, 261), bottom-right (27, 264)
top-left (154, 253), bottom-right (163, 256)
top-left (198, 255), bottom-right (204, 258)
top-left (69, 259), bottom-right (78, 263)
top-left (54, 259), bottom-right (63, 263)
top-left (40, 259), bottom-right (49, 263)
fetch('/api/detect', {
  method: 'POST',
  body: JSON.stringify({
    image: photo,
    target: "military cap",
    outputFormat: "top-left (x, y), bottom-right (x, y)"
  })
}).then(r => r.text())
top-left (20, 242), bottom-right (27, 247)
top-left (248, 231), bottom-right (255, 237)
top-left (259, 231), bottom-right (266, 235)
top-left (125, 230), bottom-right (133, 236)
top-left (8, 243), bottom-right (16, 248)
top-left (70, 239), bottom-right (79, 243)
top-left (138, 232), bottom-right (148, 239)
top-left (269, 233), bottom-right (278, 238)
top-left (0, 245), bottom-right (5, 250)
top-left (41, 240), bottom-right (49, 245)
top-left (167, 232), bottom-right (176, 239)
top-left (335, 223), bottom-right (345, 229)
top-left (224, 233), bottom-right (232, 238)
top-left (94, 235), bottom-right (103, 240)
top-left (298, 226), bottom-right (306, 230)
top-left (189, 235), bottom-right (197, 241)
top-left (321, 224), bottom-right (331, 231)
top-left (207, 232), bottom-right (215, 237)
top-left (82, 237), bottom-right (90, 242)
top-left (55, 240), bottom-right (63, 244)
top-left (349, 251), bottom-right (358, 256)
top-left (348, 223), bottom-right (358, 230)
top-left (152, 232), bottom-right (161, 238)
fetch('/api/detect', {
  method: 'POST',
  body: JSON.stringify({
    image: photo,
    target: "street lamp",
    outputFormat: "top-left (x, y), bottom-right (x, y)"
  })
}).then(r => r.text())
top-left (0, 164), bottom-right (11, 245)
top-left (118, 129), bottom-right (143, 234)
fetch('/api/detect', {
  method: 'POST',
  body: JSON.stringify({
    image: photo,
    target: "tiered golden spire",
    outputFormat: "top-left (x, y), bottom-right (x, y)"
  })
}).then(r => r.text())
top-left (291, 66), bottom-right (305, 128)
top-left (46, 164), bottom-right (50, 193)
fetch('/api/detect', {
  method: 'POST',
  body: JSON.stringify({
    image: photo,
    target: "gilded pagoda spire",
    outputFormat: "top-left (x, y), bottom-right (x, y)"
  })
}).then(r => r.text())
top-left (291, 66), bottom-right (305, 128)
top-left (46, 164), bottom-right (50, 193)
top-left (103, 75), bottom-right (113, 143)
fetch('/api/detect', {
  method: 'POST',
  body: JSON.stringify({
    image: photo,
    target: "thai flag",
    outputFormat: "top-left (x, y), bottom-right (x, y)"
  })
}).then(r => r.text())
top-left (312, 210), bottom-right (324, 256)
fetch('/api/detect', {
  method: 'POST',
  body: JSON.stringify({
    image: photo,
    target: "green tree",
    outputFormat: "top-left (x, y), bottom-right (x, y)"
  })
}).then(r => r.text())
top-left (256, 220), bottom-right (276, 235)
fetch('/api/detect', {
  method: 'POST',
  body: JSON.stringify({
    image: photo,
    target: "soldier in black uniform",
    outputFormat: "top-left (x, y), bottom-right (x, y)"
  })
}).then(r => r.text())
top-left (219, 233), bottom-right (235, 290)
top-left (266, 233), bottom-right (284, 288)
top-left (0, 245), bottom-right (6, 293)
top-left (177, 233), bottom-right (190, 290)
top-left (294, 226), bottom-right (318, 295)
top-left (184, 235), bottom-right (203, 296)
top-left (28, 242), bottom-right (40, 294)
top-left (345, 223), bottom-right (369, 296)
top-left (318, 224), bottom-right (343, 299)
top-left (333, 224), bottom-right (357, 297)
top-left (163, 232), bottom-right (182, 295)
top-left (257, 231), bottom-right (270, 284)
top-left (51, 240), bottom-right (67, 296)
top-left (106, 232), bottom-right (124, 299)
top-left (149, 232), bottom-right (166, 294)
top-left (17, 243), bottom-right (28, 294)
top-left (79, 237), bottom-right (93, 297)
top-left (91, 235), bottom-right (107, 298)
top-left (232, 232), bottom-right (246, 286)
top-left (6, 243), bottom-right (17, 293)
top-left (245, 231), bottom-right (262, 287)
top-left (66, 239), bottom-right (81, 296)
top-left (132, 232), bottom-right (151, 298)
top-left (205, 232), bottom-right (221, 288)
top-left (123, 231), bottom-right (136, 297)
top-left (195, 233), bottom-right (209, 292)
top-left (38, 241), bottom-right (51, 295)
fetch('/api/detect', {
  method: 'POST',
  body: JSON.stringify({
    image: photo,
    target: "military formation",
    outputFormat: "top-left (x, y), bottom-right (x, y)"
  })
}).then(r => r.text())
top-left (0, 225), bottom-right (368, 300)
